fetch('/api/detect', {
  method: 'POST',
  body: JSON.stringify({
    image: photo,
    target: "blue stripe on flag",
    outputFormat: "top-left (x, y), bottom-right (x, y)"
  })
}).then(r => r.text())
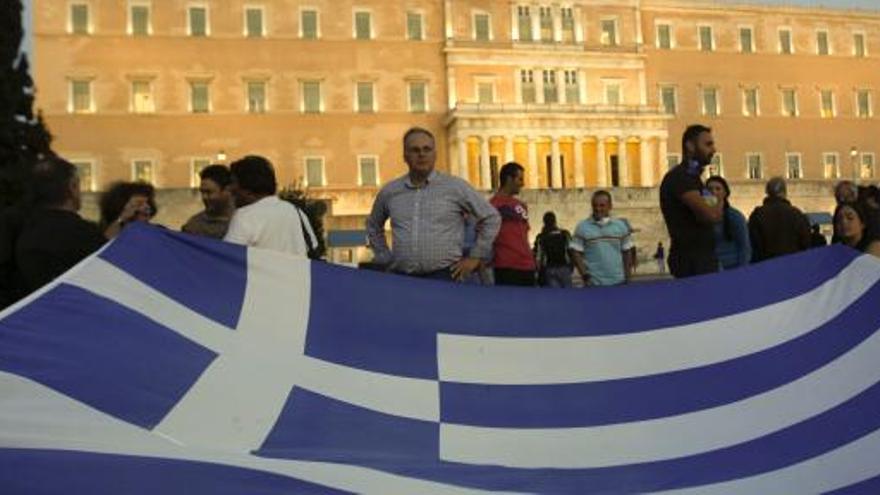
top-left (0, 284), bottom-right (216, 429)
top-left (441, 281), bottom-right (880, 427)
top-left (257, 387), bottom-right (438, 465)
top-left (99, 224), bottom-right (247, 329)
top-left (0, 449), bottom-right (350, 495)
top-left (257, 372), bottom-right (880, 493)
top-left (305, 247), bottom-right (857, 379)
top-left (829, 474), bottom-right (880, 494)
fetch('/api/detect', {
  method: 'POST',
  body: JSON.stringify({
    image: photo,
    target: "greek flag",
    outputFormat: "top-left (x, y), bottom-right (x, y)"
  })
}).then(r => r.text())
top-left (2, 224), bottom-right (880, 494)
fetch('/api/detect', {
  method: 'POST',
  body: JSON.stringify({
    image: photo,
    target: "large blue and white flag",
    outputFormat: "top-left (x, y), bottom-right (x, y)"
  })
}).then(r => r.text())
top-left (2, 224), bottom-right (880, 494)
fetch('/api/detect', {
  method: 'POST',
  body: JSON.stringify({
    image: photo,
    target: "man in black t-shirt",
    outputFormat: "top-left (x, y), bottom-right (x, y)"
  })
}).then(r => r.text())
top-left (534, 211), bottom-right (574, 288)
top-left (659, 125), bottom-right (725, 278)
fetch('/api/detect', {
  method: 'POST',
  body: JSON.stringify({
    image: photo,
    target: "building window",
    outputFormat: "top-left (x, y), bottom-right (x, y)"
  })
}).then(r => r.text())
top-left (69, 79), bottom-right (93, 113)
top-left (408, 81), bottom-right (427, 112)
top-left (707, 153), bottom-right (723, 177)
top-left (747, 153), bottom-right (763, 179)
top-left (354, 11), bottom-right (372, 40)
top-left (247, 81), bottom-right (267, 113)
top-left (857, 90), bottom-right (872, 118)
top-left (820, 89), bottom-right (835, 118)
top-left (743, 88), bottom-right (759, 117)
top-left (781, 89), bottom-right (798, 117)
top-left (129, 4), bottom-right (151, 36)
top-left (473, 12), bottom-right (490, 41)
top-left (188, 6), bottom-right (208, 36)
top-left (190, 81), bottom-right (210, 113)
top-left (699, 25), bottom-right (713, 52)
top-left (817, 30), bottom-right (830, 55)
top-left (739, 27), bottom-right (754, 53)
top-left (543, 70), bottom-right (558, 103)
top-left (358, 156), bottom-right (379, 186)
top-left (404, 12), bottom-right (423, 41)
top-left (779, 28), bottom-right (793, 54)
top-left (301, 9), bottom-right (319, 39)
top-left (660, 85), bottom-right (677, 114)
top-left (666, 153), bottom-right (681, 170)
top-left (561, 7), bottom-right (575, 43)
top-left (70, 4), bottom-right (90, 34)
top-left (190, 158), bottom-right (211, 188)
top-left (564, 70), bottom-right (579, 104)
top-left (520, 69), bottom-right (536, 103)
top-left (854, 32), bottom-right (866, 57)
top-left (656, 23), bottom-right (672, 49)
top-left (131, 80), bottom-right (154, 113)
top-left (786, 153), bottom-right (803, 179)
top-left (72, 161), bottom-right (95, 191)
top-left (477, 82), bottom-right (495, 104)
top-left (539, 7), bottom-right (553, 43)
top-left (605, 82), bottom-right (621, 105)
top-left (245, 7), bottom-right (264, 37)
top-left (356, 82), bottom-right (375, 113)
top-left (304, 157), bottom-right (325, 187)
top-left (302, 81), bottom-right (322, 113)
top-left (601, 19), bottom-right (618, 46)
top-left (132, 159), bottom-right (154, 183)
top-left (862, 153), bottom-right (876, 179)
top-left (701, 87), bottom-right (719, 116)
top-left (823, 152), bottom-right (840, 179)
top-left (518, 6), bottom-right (532, 42)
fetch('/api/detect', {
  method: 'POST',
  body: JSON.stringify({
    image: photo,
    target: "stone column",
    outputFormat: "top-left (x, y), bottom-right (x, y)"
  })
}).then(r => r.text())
top-left (447, 68), bottom-right (457, 109)
top-left (573, 6), bottom-right (584, 44)
top-left (480, 136), bottom-right (492, 190)
top-left (458, 134), bottom-right (470, 181)
top-left (596, 138), bottom-right (607, 187)
top-left (448, 136), bottom-right (458, 176)
top-left (444, 0), bottom-right (453, 40)
top-left (659, 137), bottom-right (669, 173)
top-left (552, 6), bottom-right (562, 43)
top-left (510, 4), bottom-right (519, 41)
top-left (618, 136), bottom-right (629, 187)
top-left (528, 136), bottom-right (539, 188)
top-left (505, 136), bottom-right (515, 163)
top-left (639, 137), bottom-right (653, 187)
top-left (574, 136), bottom-right (585, 188)
top-left (551, 137), bottom-right (562, 189)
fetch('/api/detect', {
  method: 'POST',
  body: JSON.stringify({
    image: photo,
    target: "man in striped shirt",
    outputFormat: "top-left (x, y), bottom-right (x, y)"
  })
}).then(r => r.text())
top-left (570, 190), bottom-right (633, 286)
top-left (366, 128), bottom-right (501, 281)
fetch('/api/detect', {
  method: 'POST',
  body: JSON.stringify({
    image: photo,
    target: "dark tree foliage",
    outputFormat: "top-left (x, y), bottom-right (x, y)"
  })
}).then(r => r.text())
top-left (1, 0), bottom-right (53, 209)
top-left (279, 185), bottom-right (329, 259)
top-left (1, 0), bottom-right (53, 308)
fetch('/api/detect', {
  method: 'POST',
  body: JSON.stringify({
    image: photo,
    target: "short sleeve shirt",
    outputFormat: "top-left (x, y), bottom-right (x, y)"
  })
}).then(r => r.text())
top-left (489, 195), bottom-right (536, 271)
top-left (570, 217), bottom-right (632, 286)
top-left (660, 163), bottom-right (715, 255)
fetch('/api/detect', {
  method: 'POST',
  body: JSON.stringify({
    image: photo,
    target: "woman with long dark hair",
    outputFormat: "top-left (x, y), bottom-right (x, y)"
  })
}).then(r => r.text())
top-left (706, 176), bottom-right (751, 269)
top-left (834, 202), bottom-right (880, 258)
top-left (99, 181), bottom-right (158, 238)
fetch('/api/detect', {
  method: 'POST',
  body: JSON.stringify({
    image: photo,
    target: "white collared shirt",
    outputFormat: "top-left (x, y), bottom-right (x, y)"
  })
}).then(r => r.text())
top-left (224, 196), bottom-right (317, 256)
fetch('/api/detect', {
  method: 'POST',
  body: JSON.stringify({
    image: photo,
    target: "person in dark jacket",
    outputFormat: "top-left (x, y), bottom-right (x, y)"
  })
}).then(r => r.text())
top-left (14, 156), bottom-right (107, 294)
top-left (748, 177), bottom-right (811, 262)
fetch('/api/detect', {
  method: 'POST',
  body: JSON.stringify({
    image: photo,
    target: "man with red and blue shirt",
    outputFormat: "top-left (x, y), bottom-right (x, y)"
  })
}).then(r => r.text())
top-left (570, 190), bottom-right (633, 286)
top-left (490, 162), bottom-right (537, 286)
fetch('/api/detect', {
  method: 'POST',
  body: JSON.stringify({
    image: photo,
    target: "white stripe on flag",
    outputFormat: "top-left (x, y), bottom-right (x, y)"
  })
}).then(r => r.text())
top-left (154, 249), bottom-right (311, 450)
top-left (439, 254), bottom-right (880, 384)
top-left (0, 372), bottom-right (499, 495)
top-left (659, 428), bottom-right (880, 494)
top-left (439, 322), bottom-right (880, 468)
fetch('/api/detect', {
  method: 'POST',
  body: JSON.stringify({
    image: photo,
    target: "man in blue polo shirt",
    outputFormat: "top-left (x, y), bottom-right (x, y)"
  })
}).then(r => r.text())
top-left (570, 190), bottom-right (633, 286)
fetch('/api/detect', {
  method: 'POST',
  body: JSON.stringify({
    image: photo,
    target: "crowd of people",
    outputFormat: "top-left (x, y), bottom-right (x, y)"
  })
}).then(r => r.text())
top-left (1, 124), bottom-right (879, 310)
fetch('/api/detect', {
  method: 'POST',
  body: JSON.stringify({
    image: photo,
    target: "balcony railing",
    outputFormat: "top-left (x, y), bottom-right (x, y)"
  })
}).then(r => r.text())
top-left (447, 38), bottom-right (642, 54)
top-left (451, 102), bottom-right (665, 116)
